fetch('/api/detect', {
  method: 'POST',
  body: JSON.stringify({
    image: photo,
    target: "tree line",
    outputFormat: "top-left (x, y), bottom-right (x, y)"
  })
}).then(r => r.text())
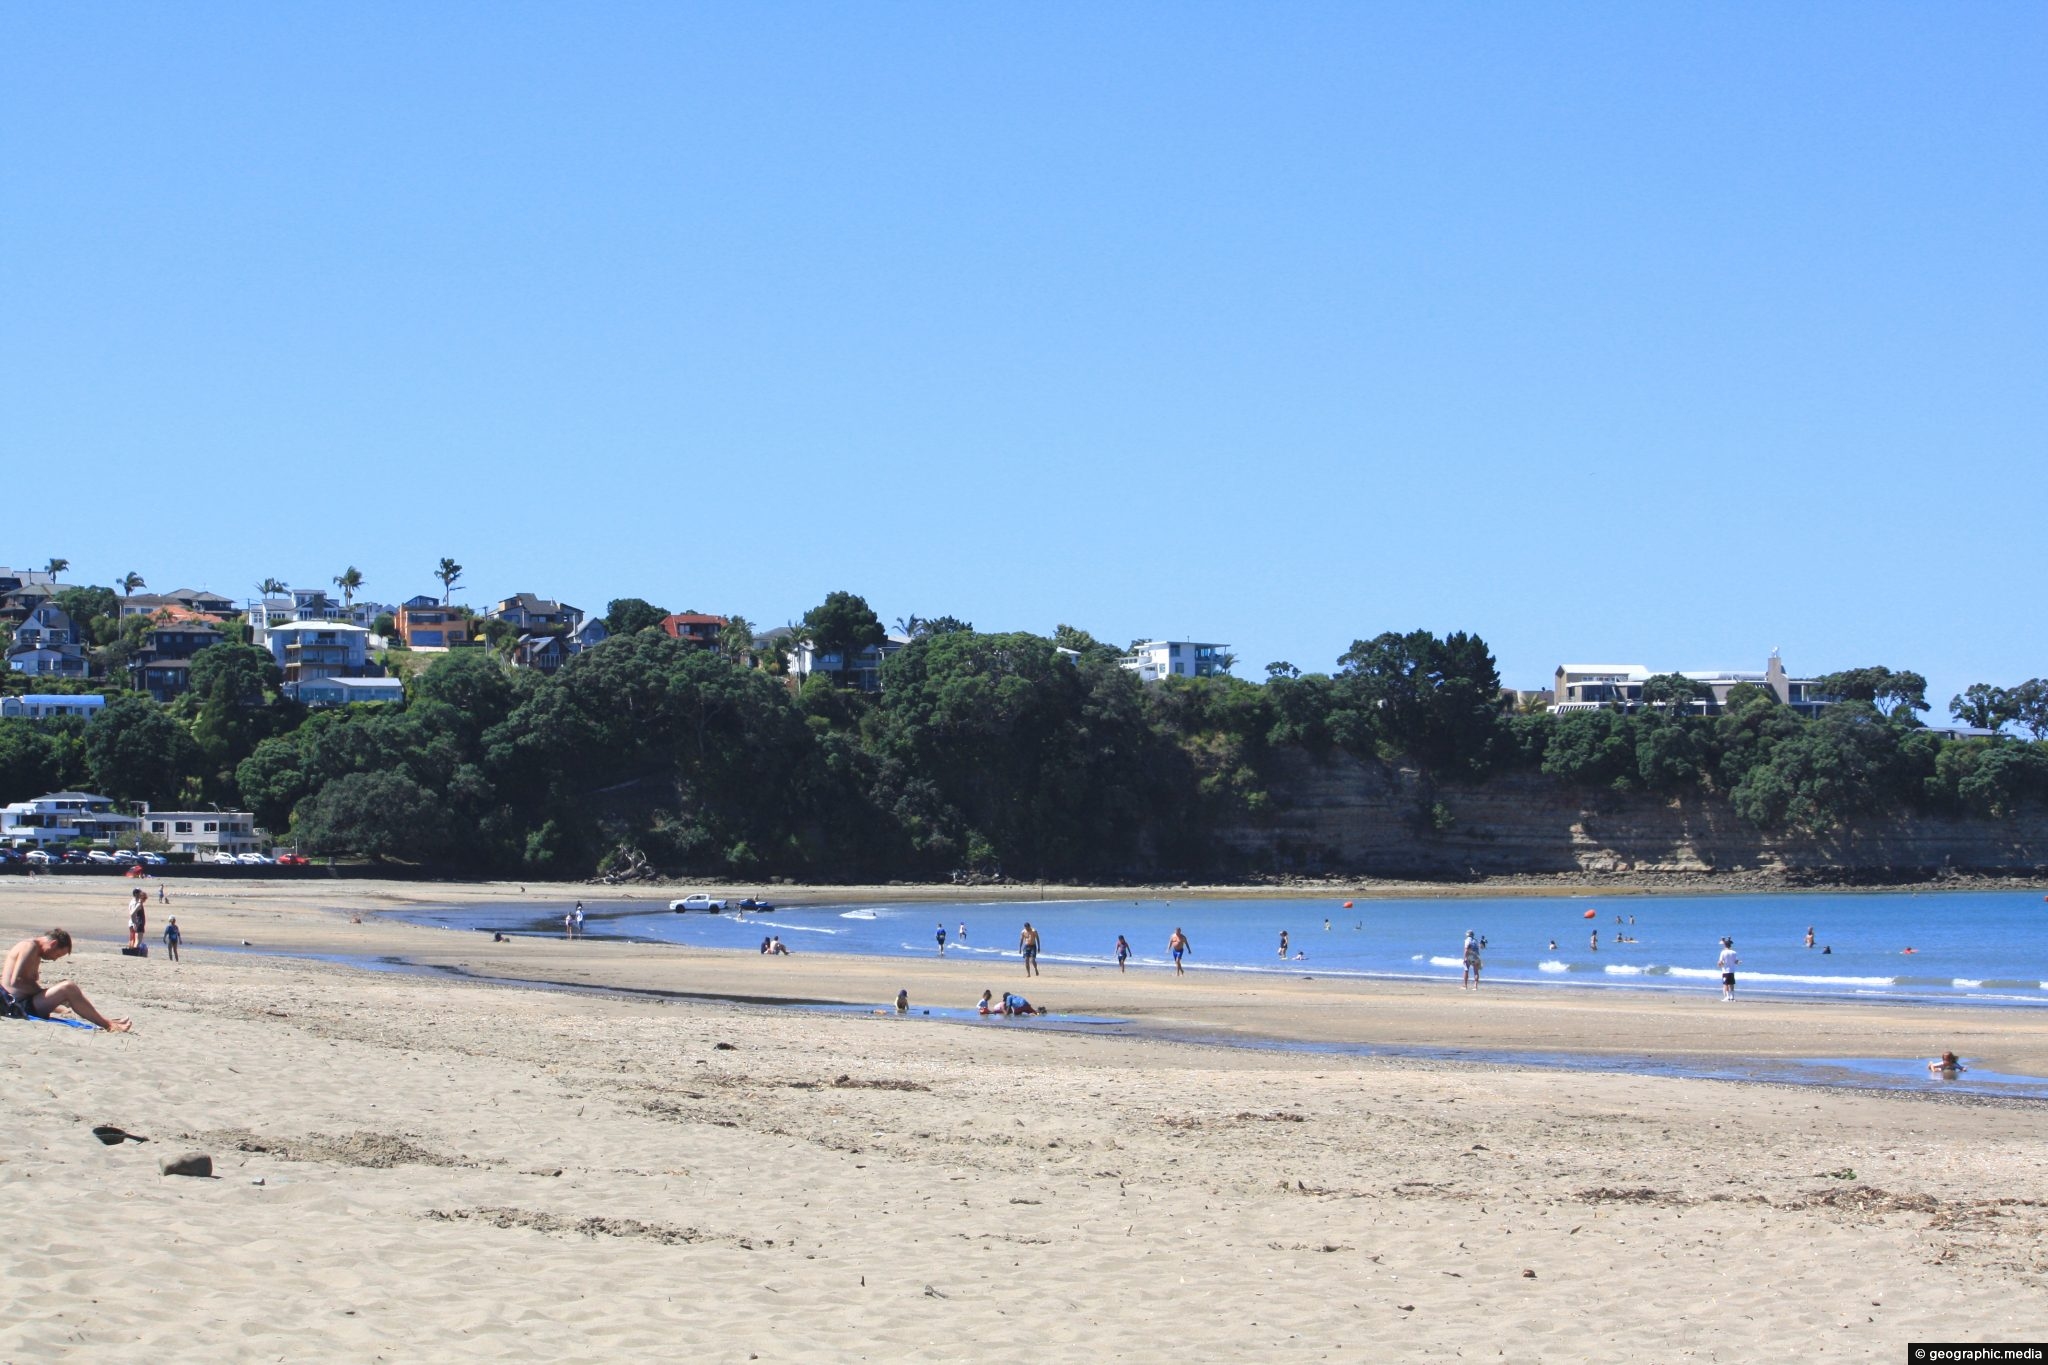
top-left (4, 592), bottom-right (2045, 875)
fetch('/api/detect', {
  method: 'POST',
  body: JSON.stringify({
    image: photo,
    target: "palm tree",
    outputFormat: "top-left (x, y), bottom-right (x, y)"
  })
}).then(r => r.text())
top-left (120, 572), bottom-right (146, 597)
top-left (895, 614), bottom-right (927, 640)
top-left (436, 558), bottom-right (463, 606)
top-left (257, 577), bottom-right (287, 598)
top-left (44, 557), bottom-right (68, 577)
top-left (333, 566), bottom-right (363, 609)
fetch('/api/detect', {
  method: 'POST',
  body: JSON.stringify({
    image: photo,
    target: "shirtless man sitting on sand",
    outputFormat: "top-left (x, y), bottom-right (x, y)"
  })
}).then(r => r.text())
top-left (2, 930), bottom-right (132, 1031)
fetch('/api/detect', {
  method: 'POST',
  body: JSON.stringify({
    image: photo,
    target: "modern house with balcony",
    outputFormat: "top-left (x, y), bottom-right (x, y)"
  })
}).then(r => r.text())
top-left (1118, 641), bottom-right (1231, 682)
top-left (264, 620), bottom-right (377, 697)
top-left (0, 792), bottom-right (140, 848)
top-left (249, 587), bottom-right (387, 642)
top-left (6, 604), bottom-right (90, 678)
top-left (1551, 653), bottom-right (1833, 717)
top-left (488, 594), bottom-right (583, 632)
top-left (789, 634), bottom-right (910, 692)
top-left (659, 613), bottom-right (728, 648)
top-left (394, 596), bottom-right (473, 649)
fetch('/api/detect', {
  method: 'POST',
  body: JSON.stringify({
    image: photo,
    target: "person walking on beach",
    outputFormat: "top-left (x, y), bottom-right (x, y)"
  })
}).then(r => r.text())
top-left (162, 917), bottom-right (181, 963)
top-left (1717, 937), bottom-right (1740, 1001)
top-left (1169, 927), bottom-right (1189, 975)
top-left (2, 930), bottom-right (131, 1031)
top-left (572, 902), bottom-right (585, 937)
top-left (1115, 934), bottom-right (1131, 972)
top-left (126, 889), bottom-right (147, 954)
top-left (1019, 922), bottom-right (1041, 976)
top-left (936, 923), bottom-right (947, 956)
top-left (1462, 933), bottom-right (1482, 990)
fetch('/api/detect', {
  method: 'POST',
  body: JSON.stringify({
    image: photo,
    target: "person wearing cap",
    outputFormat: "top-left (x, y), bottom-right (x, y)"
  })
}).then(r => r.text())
top-left (1717, 937), bottom-right (1740, 1001)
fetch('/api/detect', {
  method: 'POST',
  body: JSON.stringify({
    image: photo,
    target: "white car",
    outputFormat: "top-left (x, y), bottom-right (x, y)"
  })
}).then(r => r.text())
top-left (24, 849), bottom-right (51, 865)
top-left (669, 893), bottom-right (729, 913)
top-left (237, 853), bottom-right (271, 865)
top-left (85, 850), bottom-right (119, 865)
top-left (213, 853), bottom-right (240, 865)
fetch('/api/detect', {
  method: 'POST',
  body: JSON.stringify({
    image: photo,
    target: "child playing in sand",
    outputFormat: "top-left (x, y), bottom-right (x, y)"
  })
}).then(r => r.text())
top-left (1929, 1050), bottom-right (1967, 1074)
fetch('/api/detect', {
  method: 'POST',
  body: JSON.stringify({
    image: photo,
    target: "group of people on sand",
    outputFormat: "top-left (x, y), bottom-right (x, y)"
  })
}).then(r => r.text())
top-left (759, 935), bottom-right (790, 955)
top-left (977, 988), bottom-right (1041, 1016)
top-left (562, 902), bottom-right (586, 938)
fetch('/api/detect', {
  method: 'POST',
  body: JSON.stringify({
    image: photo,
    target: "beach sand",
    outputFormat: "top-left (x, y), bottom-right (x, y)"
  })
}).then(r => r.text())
top-left (4, 876), bottom-right (2046, 1361)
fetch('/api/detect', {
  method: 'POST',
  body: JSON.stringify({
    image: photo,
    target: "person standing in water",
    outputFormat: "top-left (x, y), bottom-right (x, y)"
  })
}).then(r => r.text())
top-left (936, 923), bottom-right (947, 956)
top-left (1589, 928), bottom-right (1599, 952)
top-left (1278, 930), bottom-right (1289, 958)
top-left (1805, 925), bottom-right (1816, 949)
top-left (1717, 937), bottom-right (1740, 1001)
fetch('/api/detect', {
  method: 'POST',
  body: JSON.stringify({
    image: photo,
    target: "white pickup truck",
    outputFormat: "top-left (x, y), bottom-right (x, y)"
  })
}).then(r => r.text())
top-left (669, 893), bottom-right (729, 913)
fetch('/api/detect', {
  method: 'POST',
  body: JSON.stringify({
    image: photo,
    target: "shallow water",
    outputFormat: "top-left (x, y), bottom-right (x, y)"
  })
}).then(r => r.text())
top-left (410, 888), bottom-right (2048, 1009)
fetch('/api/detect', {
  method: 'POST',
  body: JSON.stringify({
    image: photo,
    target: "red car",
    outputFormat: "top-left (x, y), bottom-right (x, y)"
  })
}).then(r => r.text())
top-left (275, 853), bottom-right (309, 866)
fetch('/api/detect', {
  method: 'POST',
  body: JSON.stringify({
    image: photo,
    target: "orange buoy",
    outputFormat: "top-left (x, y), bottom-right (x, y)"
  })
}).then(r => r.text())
top-left (1582, 909), bottom-right (1597, 919)
top-left (1342, 900), bottom-right (1354, 909)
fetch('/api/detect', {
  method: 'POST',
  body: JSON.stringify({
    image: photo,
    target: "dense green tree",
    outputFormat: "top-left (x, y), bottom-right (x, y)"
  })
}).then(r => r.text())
top-left (1640, 673), bottom-right (1710, 711)
top-left (604, 598), bottom-right (668, 635)
top-left (2010, 680), bottom-right (2048, 741)
top-left (53, 585), bottom-right (121, 645)
top-left (83, 693), bottom-right (199, 805)
top-left (1950, 684), bottom-right (2016, 735)
top-left (802, 591), bottom-right (885, 687)
top-left (1815, 666), bottom-right (1930, 719)
top-left (1336, 630), bottom-right (1503, 773)
top-left (0, 720), bottom-right (87, 803)
top-left (293, 770), bottom-right (452, 860)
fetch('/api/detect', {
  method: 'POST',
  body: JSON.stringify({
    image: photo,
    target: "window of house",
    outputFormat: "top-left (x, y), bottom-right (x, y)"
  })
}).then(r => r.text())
top-left (203, 822), bottom-right (217, 833)
top-left (174, 822), bottom-right (192, 833)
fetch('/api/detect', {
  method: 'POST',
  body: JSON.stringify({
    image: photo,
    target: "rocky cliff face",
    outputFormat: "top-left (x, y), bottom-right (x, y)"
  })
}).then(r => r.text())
top-left (1215, 750), bottom-right (2048, 879)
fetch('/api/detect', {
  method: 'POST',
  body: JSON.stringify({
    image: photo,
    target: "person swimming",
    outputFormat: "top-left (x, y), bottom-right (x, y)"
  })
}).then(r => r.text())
top-left (1929, 1050), bottom-right (1967, 1074)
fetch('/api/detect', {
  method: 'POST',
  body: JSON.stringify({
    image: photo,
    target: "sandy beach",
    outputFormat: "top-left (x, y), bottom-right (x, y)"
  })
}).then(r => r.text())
top-left (5, 876), bottom-right (2046, 1361)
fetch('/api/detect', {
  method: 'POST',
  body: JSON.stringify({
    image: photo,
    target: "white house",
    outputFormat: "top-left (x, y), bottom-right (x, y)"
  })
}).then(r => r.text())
top-left (249, 588), bottom-right (388, 643)
top-left (139, 806), bottom-right (266, 856)
top-left (6, 603), bottom-right (90, 678)
top-left (0, 792), bottom-right (140, 847)
top-left (790, 634), bottom-right (910, 692)
top-left (0, 694), bottom-right (107, 721)
top-left (295, 676), bottom-right (406, 707)
top-left (1118, 641), bottom-right (1231, 682)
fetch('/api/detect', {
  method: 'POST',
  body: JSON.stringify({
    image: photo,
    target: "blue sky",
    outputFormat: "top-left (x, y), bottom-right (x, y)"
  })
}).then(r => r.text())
top-left (7, 5), bottom-right (2043, 710)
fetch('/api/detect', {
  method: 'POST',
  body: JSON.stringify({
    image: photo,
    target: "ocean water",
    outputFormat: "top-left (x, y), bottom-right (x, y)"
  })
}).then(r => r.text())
top-left (407, 888), bottom-right (2048, 1008)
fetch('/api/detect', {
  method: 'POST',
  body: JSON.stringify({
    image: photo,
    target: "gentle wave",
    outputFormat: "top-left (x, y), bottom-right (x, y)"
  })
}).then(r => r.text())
top-left (1537, 960), bottom-right (1568, 973)
top-left (839, 909), bottom-right (878, 920)
top-left (1953, 978), bottom-right (1985, 989)
top-left (1428, 956), bottom-right (1465, 969)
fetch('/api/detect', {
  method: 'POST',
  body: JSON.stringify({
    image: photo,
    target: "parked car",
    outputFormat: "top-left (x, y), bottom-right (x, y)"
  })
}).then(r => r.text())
top-left (669, 893), bottom-right (729, 913)
top-left (0, 848), bottom-right (21, 865)
top-left (85, 850), bottom-right (118, 865)
top-left (275, 853), bottom-right (308, 866)
top-left (24, 849), bottom-right (51, 865)
top-left (139, 852), bottom-right (166, 865)
top-left (212, 853), bottom-right (240, 865)
top-left (237, 853), bottom-right (271, 865)
top-left (111, 851), bottom-right (143, 867)
top-left (60, 849), bottom-right (91, 864)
